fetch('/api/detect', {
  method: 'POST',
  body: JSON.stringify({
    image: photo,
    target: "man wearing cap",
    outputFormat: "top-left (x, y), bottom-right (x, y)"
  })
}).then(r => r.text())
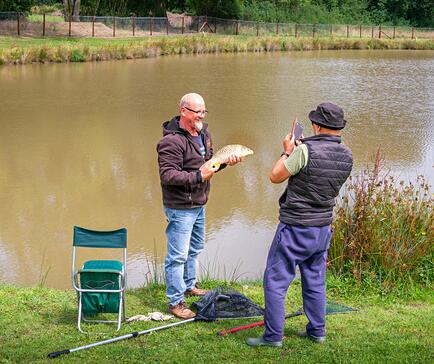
top-left (247, 102), bottom-right (353, 347)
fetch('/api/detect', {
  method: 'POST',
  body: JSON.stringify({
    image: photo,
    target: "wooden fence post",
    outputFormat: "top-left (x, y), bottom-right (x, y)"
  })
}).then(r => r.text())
top-left (313, 24), bottom-right (316, 38)
top-left (113, 16), bottom-right (116, 37)
top-left (16, 12), bottom-right (20, 36)
top-left (92, 16), bottom-right (95, 37)
top-left (68, 15), bottom-right (71, 37)
top-left (379, 25), bottom-right (381, 39)
top-left (166, 17), bottom-right (169, 35)
top-left (371, 26), bottom-right (374, 38)
top-left (411, 27), bottom-right (414, 39)
top-left (150, 15), bottom-right (153, 35)
top-left (236, 21), bottom-right (239, 35)
top-left (42, 13), bottom-right (45, 37)
top-left (359, 24), bottom-right (362, 38)
top-left (330, 24), bottom-right (332, 37)
top-left (347, 24), bottom-right (349, 38)
top-left (295, 23), bottom-right (298, 38)
top-left (276, 21), bottom-right (279, 35)
top-left (256, 22), bottom-right (259, 36)
top-left (181, 16), bottom-right (184, 34)
top-left (132, 16), bottom-right (135, 36)
top-left (393, 26), bottom-right (395, 39)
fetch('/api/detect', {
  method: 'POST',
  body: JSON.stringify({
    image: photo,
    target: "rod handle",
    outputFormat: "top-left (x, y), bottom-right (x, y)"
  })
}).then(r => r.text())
top-left (48, 349), bottom-right (70, 358)
top-left (218, 320), bottom-right (265, 336)
top-left (217, 311), bottom-right (303, 336)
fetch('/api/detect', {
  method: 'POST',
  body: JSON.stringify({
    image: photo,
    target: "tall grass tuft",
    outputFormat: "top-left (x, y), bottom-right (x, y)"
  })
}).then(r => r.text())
top-left (143, 240), bottom-right (166, 287)
top-left (329, 149), bottom-right (433, 289)
top-left (37, 249), bottom-right (51, 288)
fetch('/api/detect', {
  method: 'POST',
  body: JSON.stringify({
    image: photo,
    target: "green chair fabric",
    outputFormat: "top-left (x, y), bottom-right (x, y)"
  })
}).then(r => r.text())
top-left (82, 260), bottom-right (123, 271)
top-left (79, 260), bottom-right (124, 316)
top-left (80, 271), bottom-right (120, 316)
top-left (73, 226), bottom-right (127, 248)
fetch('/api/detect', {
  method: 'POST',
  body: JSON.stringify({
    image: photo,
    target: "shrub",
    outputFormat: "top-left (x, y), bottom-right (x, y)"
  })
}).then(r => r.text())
top-left (329, 149), bottom-right (434, 286)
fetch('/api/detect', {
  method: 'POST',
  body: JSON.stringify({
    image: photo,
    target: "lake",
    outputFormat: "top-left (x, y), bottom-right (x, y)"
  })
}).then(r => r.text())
top-left (0, 49), bottom-right (433, 288)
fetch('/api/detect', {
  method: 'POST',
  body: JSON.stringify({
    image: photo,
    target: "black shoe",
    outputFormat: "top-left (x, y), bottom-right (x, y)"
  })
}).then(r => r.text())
top-left (297, 331), bottom-right (326, 343)
top-left (246, 337), bottom-right (282, 348)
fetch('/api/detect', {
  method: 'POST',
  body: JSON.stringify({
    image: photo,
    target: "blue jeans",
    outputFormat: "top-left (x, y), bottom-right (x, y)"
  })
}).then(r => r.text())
top-left (164, 206), bottom-right (205, 306)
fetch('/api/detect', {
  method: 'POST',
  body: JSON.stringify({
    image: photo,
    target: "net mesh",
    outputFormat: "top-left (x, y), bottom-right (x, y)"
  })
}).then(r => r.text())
top-left (192, 287), bottom-right (264, 321)
top-left (324, 301), bottom-right (357, 315)
top-left (191, 287), bottom-right (356, 322)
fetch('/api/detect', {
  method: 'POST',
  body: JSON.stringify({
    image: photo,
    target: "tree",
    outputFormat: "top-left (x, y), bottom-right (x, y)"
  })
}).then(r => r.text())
top-left (63, 0), bottom-right (81, 21)
top-left (0, 0), bottom-right (35, 12)
top-left (187, 0), bottom-right (242, 19)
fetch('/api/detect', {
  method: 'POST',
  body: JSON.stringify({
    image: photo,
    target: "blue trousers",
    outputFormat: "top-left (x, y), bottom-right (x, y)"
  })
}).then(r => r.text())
top-left (263, 223), bottom-right (332, 342)
top-left (164, 207), bottom-right (205, 306)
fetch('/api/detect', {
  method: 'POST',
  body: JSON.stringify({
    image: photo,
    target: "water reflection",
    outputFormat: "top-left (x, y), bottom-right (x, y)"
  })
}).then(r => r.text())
top-left (0, 50), bottom-right (433, 288)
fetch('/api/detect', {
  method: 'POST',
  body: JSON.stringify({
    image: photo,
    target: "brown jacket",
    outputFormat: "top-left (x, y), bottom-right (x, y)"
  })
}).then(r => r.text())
top-left (157, 116), bottom-right (213, 209)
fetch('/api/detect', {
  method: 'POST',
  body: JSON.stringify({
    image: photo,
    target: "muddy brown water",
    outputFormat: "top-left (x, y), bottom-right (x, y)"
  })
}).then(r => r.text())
top-left (0, 50), bottom-right (433, 288)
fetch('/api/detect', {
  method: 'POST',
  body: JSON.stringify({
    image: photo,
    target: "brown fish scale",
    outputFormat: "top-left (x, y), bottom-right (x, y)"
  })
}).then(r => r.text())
top-left (209, 144), bottom-right (254, 167)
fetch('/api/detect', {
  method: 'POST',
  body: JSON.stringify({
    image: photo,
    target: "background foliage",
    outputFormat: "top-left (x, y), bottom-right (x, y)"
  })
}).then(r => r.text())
top-left (1, 0), bottom-right (433, 27)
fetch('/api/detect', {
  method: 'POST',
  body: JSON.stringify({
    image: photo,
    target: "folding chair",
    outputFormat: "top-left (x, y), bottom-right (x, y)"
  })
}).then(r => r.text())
top-left (72, 226), bottom-right (127, 332)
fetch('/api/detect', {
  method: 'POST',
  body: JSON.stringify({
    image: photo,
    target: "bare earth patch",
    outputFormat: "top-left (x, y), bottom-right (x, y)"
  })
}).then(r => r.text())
top-left (0, 20), bottom-right (152, 38)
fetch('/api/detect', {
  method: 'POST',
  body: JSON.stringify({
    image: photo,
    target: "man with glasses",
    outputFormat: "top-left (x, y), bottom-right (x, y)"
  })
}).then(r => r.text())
top-left (157, 93), bottom-right (242, 319)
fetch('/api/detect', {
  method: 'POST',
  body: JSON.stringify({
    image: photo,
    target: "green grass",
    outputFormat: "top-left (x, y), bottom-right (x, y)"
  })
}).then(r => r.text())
top-left (26, 15), bottom-right (65, 23)
top-left (0, 34), bottom-right (433, 65)
top-left (0, 278), bottom-right (432, 363)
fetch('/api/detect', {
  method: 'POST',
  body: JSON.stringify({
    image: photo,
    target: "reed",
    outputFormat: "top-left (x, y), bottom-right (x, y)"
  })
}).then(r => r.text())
top-left (329, 149), bottom-right (433, 288)
top-left (143, 240), bottom-right (166, 286)
top-left (0, 35), bottom-right (433, 65)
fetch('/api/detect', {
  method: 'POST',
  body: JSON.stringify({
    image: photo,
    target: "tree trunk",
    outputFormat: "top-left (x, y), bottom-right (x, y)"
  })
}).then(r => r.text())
top-left (63, 0), bottom-right (80, 22)
top-left (62, 0), bottom-right (70, 21)
top-left (72, 0), bottom-right (80, 22)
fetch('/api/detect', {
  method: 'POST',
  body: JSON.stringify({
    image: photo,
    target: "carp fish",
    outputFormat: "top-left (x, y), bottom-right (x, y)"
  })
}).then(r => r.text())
top-left (209, 144), bottom-right (254, 169)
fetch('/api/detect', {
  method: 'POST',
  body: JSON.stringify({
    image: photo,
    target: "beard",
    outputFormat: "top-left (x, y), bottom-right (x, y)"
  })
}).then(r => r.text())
top-left (194, 121), bottom-right (203, 132)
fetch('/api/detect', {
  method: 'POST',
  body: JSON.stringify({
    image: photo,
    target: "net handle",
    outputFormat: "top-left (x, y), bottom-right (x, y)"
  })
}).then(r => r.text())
top-left (217, 311), bottom-right (303, 336)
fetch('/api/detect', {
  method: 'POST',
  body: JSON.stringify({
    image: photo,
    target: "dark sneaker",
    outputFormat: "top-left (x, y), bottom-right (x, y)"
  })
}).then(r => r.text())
top-left (297, 331), bottom-right (326, 343)
top-left (168, 302), bottom-right (196, 320)
top-left (185, 285), bottom-right (208, 297)
top-left (246, 337), bottom-right (282, 348)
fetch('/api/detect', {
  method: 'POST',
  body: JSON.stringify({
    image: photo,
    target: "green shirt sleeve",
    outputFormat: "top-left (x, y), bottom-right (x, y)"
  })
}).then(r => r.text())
top-left (283, 144), bottom-right (308, 176)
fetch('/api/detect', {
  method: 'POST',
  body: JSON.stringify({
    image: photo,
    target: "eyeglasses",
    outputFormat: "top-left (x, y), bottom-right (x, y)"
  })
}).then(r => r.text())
top-left (184, 106), bottom-right (208, 116)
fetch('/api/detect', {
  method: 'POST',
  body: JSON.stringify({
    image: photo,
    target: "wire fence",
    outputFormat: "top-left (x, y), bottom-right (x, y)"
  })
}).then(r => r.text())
top-left (0, 12), bottom-right (433, 40)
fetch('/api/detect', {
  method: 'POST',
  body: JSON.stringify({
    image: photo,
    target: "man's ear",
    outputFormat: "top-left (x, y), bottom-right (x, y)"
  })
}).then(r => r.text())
top-left (180, 107), bottom-right (186, 117)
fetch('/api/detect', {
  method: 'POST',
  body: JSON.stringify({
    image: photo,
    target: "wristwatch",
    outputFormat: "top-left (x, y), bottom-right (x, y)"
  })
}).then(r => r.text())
top-left (280, 151), bottom-right (290, 158)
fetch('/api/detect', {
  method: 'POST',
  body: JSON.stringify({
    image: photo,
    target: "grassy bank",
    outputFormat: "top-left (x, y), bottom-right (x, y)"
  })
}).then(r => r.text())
top-left (0, 34), bottom-right (433, 65)
top-left (0, 277), bottom-right (433, 363)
